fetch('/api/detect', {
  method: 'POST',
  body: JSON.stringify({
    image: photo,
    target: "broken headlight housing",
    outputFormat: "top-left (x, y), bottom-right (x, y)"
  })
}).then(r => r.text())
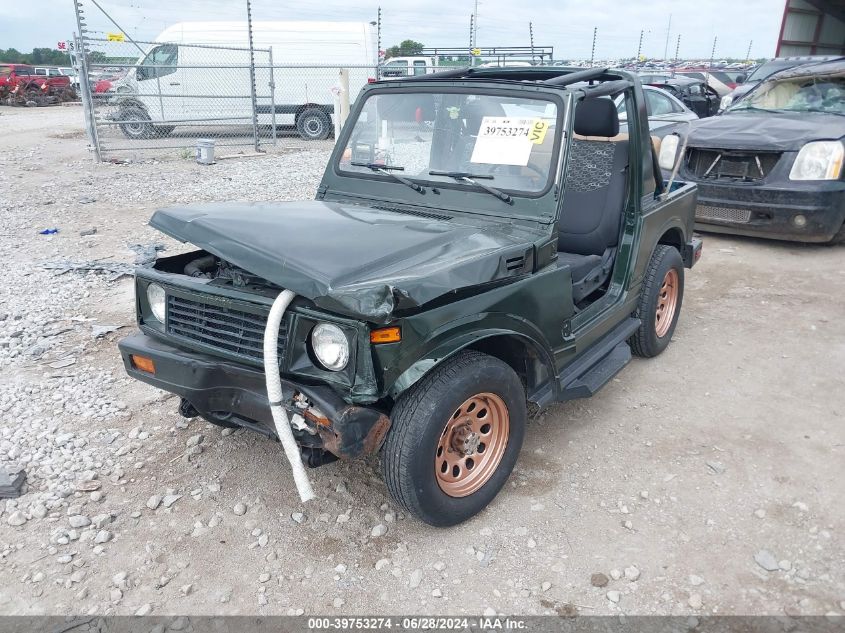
top-left (789, 141), bottom-right (844, 181)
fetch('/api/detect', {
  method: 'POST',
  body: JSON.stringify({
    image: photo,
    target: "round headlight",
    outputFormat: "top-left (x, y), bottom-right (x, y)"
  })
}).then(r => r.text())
top-left (146, 283), bottom-right (166, 322)
top-left (311, 323), bottom-right (349, 371)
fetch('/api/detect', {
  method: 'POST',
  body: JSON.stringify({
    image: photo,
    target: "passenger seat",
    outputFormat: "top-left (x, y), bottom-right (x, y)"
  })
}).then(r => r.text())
top-left (558, 98), bottom-right (630, 303)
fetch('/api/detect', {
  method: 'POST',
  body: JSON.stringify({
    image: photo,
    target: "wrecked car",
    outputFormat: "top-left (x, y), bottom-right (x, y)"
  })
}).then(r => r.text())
top-left (119, 66), bottom-right (702, 526)
top-left (646, 77), bottom-right (720, 119)
top-left (659, 58), bottom-right (845, 243)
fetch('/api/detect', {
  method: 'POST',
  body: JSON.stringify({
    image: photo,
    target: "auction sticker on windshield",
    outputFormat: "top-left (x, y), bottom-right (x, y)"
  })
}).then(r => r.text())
top-left (471, 116), bottom-right (549, 166)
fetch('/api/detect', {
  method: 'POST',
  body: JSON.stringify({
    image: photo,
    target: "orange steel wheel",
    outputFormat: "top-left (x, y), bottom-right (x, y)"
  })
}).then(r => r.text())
top-left (654, 268), bottom-right (679, 338)
top-left (435, 392), bottom-right (510, 498)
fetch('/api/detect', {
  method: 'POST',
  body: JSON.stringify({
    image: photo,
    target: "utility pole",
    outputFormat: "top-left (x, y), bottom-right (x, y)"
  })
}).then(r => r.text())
top-left (529, 22), bottom-right (535, 63)
top-left (745, 39), bottom-right (753, 63)
top-left (590, 27), bottom-right (597, 67)
top-left (376, 6), bottom-right (382, 79)
top-left (636, 29), bottom-right (644, 68)
top-left (245, 0), bottom-right (261, 152)
top-left (663, 13), bottom-right (672, 60)
top-left (469, 14), bottom-right (475, 66)
top-left (671, 34), bottom-right (681, 77)
top-left (705, 36), bottom-right (717, 87)
top-left (473, 0), bottom-right (478, 47)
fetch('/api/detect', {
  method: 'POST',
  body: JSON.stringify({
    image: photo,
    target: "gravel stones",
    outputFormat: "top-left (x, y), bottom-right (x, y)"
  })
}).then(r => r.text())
top-left (7, 511), bottom-right (27, 526)
top-left (754, 549), bottom-right (779, 572)
top-left (233, 503), bottom-right (247, 516)
top-left (591, 572), bottom-right (609, 587)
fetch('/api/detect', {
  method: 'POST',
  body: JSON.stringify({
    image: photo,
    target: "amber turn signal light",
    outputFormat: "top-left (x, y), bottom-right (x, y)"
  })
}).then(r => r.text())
top-left (370, 326), bottom-right (401, 344)
top-left (130, 354), bottom-right (156, 374)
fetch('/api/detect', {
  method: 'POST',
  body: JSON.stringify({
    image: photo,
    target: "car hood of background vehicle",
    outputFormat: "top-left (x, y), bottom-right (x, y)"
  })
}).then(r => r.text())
top-left (150, 201), bottom-right (543, 322)
top-left (688, 111), bottom-right (845, 151)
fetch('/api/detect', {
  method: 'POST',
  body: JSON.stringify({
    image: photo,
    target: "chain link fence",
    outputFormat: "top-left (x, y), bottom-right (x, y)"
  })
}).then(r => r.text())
top-left (76, 36), bottom-right (378, 160)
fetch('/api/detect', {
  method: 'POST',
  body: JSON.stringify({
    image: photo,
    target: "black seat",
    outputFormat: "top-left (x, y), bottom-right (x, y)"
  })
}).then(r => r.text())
top-left (557, 97), bottom-right (630, 303)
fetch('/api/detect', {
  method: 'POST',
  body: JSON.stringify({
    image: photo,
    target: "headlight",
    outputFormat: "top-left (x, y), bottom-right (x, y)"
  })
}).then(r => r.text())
top-left (658, 134), bottom-right (680, 171)
top-left (719, 95), bottom-right (732, 111)
top-left (311, 323), bottom-right (349, 371)
top-left (146, 283), bottom-right (166, 322)
top-left (789, 141), bottom-right (844, 181)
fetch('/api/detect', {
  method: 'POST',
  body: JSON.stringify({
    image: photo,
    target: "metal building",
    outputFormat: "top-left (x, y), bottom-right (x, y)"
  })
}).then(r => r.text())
top-left (777, 0), bottom-right (845, 55)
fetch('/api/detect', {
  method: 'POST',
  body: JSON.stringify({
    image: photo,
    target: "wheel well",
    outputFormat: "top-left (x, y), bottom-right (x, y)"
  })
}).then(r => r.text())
top-left (658, 227), bottom-right (684, 252)
top-left (467, 335), bottom-right (552, 398)
top-left (295, 103), bottom-right (332, 120)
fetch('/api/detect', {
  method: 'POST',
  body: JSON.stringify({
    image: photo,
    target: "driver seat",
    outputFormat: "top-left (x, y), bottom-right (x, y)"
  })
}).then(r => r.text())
top-left (558, 98), bottom-right (630, 304)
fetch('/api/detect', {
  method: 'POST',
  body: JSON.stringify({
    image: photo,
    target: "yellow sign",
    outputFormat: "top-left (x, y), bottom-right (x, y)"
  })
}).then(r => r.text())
top-left (107, 32), bottom-right (125, 42)
top-left (530, 119), bottom-right (549, 145)
top-left (471, 48), bottom-right (481, 56)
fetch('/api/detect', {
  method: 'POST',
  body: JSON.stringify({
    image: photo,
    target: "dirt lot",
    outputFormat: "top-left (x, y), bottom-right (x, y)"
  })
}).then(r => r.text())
top-left (0, 105), bottom-right (843, 618)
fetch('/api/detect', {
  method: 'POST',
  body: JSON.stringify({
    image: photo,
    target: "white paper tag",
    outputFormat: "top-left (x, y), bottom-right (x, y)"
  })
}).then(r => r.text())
top-left (470, 116), bottom-right (536, 166)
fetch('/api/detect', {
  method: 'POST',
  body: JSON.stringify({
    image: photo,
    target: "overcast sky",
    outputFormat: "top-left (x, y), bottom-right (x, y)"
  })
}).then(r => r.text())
top-left (1, 0), bottom-right (786, 60)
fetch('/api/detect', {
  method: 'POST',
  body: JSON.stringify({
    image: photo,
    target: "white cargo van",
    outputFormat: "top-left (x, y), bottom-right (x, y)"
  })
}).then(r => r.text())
top-left (112, 21), bottom-right (377, 140)
top-left (379, 56), bottom-right (438, 78)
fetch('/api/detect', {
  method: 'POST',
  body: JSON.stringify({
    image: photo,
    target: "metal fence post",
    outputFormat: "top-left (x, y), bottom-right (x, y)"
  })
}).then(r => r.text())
top-left (246, 0), bottom-right (261, 152)
top-left (338, 68), bottom-right (350, 131)
top-left (269, 46), bottom-right (277, 146)
top-left (70, 1), bottom-right (102, 162)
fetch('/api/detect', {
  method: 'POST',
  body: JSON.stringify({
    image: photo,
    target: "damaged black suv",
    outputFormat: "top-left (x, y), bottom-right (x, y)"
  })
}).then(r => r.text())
top-left (119, 67), bottom-right (702, 526)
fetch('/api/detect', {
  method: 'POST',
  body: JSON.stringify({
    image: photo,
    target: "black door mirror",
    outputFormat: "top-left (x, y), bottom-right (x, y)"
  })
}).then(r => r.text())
top-left (735, 74), bottom-right (746, 84)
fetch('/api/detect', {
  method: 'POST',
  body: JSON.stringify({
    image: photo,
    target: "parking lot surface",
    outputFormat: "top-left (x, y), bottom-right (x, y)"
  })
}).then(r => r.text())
top-left (0, 105), bottom-right (843, 617)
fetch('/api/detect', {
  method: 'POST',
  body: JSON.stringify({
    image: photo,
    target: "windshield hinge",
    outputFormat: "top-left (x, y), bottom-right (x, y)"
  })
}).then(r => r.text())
top-left (562, 320), bottom-right (573, 340)
top-left (316, 184), bottom-right (329, 200)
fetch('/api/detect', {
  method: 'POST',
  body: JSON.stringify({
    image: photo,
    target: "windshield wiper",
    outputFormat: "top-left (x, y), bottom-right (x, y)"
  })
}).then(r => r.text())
top-left (351, 162), bottom-right (425, 193)
top-left (428, 170), bottom-right (513, 204)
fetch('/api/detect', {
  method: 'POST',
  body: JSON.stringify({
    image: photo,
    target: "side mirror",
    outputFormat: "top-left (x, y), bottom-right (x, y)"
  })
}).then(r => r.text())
top-left (658, 134), bottom-right (681, 171)
top-left (735, 74), bottom-right (746, 84)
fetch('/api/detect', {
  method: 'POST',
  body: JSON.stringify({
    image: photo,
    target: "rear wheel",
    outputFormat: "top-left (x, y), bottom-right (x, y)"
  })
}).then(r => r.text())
top-left (630, 245), bottom-right (685, 358)
top-left (296, 107), bottom-right (332, 140)
top-left (382, 350), bottom-right (526, 527)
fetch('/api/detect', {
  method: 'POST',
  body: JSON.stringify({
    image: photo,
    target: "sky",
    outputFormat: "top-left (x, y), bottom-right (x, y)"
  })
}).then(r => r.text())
top-left (1, 0), bottom-right (787, 60)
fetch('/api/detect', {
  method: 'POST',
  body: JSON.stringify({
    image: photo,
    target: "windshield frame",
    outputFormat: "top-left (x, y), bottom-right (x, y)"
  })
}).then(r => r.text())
top-left (332, 84), bottom-right (567, 203)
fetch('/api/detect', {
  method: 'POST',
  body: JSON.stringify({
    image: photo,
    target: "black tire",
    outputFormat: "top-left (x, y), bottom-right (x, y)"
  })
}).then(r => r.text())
top-left (117, 107), bottom-right (154, 140)
top-left (828, 221), bottom-right (845, 245)
top-left (296, 107), bottom-right (332, 140)
top-left (630, 244), bottom-right (685, 358)
top-left (382, 350), bottom-right (526, 527)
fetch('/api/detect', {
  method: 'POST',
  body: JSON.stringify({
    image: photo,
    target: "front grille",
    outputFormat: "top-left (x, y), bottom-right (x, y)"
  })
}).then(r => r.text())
top-left (687, 148), bottom-right (781, 182)
top-left (166, 294), bottom-right (284, 364)
top-left (695, 205), bottom-right (752, 223)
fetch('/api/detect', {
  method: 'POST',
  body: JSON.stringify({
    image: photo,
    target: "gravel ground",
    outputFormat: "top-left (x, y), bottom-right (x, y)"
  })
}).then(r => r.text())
top-left (0, 105), bottom-right (843, 618)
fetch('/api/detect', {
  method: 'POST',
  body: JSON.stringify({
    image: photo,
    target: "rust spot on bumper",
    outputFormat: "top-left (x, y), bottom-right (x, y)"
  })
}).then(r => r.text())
top-left (317, 406), bottom-right (391, 460)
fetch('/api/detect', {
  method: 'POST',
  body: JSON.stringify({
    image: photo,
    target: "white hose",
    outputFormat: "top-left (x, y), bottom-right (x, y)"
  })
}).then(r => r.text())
top-left (263, 289), bottom-right (315, 502)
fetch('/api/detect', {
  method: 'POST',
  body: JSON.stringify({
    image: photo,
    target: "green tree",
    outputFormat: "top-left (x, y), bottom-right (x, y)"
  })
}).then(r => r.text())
top-left (385, 39), bottom-right (424, 58)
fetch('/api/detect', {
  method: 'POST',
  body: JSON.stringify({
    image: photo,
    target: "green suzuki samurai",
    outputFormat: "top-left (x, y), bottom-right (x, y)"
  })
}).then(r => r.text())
top-left (119, 67), bottom-right (702, 526)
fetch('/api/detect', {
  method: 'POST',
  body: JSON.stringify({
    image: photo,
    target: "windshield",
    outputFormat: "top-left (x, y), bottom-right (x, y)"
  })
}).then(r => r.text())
top-left (338, 90), bottom-right (560, 195)
top-left (731, 74), bottom-right (845, 115)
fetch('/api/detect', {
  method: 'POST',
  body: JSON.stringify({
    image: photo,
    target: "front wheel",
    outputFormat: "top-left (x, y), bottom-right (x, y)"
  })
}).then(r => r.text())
top-left (630, 244), bottom-right (685, 358)
top-left (382, 350), bottom-right (526, 527)
top-left (117, 107), bottom-right (154, 140)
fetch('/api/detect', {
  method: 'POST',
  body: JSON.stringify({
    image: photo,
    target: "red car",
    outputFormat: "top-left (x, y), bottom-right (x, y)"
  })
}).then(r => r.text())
top-left (0, 63), bottom-right (71, 91)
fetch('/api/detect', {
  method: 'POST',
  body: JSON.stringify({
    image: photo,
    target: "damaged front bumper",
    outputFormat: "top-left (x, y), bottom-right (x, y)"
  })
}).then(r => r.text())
top-left (117, 332), bottom-right (390, 462)
top-left (692, 181), bottom-right (845, 243)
